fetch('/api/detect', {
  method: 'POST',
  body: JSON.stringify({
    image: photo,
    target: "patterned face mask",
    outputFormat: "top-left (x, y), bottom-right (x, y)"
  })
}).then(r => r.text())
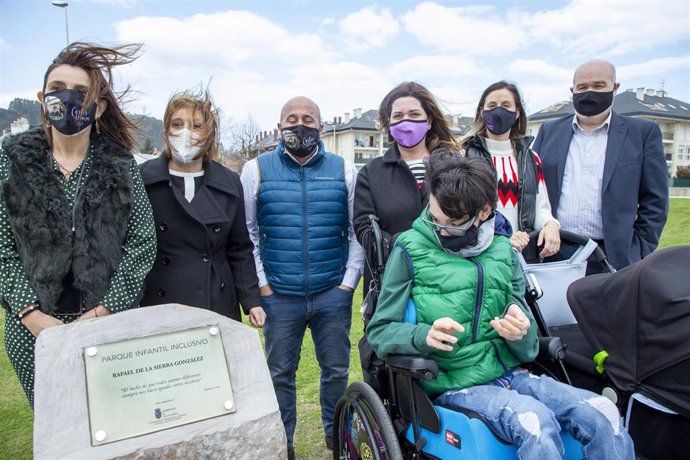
top-left (482, 107), bottom-right (518, 136)
top-left (282, 124), bottom-right (320, 158)
top-left (44, 89), bottom-right (97, 136)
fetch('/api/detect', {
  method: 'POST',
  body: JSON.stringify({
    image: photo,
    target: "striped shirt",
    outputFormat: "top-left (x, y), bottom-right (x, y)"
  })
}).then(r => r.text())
top-left (406, 159), bottom-right (426, 189)
top-left (557, 113), bottom-right (611, 240)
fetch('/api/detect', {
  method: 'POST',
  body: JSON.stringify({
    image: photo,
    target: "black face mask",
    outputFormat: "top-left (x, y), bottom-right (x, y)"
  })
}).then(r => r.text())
top-left (282, 124), bottom-right (320, 158)
top-left (43, 89), bottom-right (97, 136)
top-left (482, 107), bottom-right (518, 136)
top-left (437, 225), bottom-right (479, 252)
top-left (572, 90), bottom-right (614, 117)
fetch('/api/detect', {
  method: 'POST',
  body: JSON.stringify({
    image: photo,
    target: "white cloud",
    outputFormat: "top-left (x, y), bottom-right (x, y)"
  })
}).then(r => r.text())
top-left (401, 2), bottom-right (528, 55)
top-left (115, 11), bottom-right (332, 66)
top-left (529, 0), bottom-right (690, 57)
top-left (390, 55), bottom-right (490, 81)
top-left (402, 0), bottom-right (690, 60)
top-left (507, 60), bottom-right (572, 82)
top-left (339, 6), bottom-right (400, 52)
top-left (619, 55), bottom-right (690, 79)
top-left (283, 60), bottom-right (391, 119)
top-left (519, 82), bottom-right (573, 114)
top-left (112, 10), bottom-right (338, 126)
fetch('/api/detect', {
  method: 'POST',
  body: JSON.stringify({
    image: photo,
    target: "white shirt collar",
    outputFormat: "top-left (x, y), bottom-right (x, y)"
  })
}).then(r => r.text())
top-left (572, 110), bottom-right (612, 134)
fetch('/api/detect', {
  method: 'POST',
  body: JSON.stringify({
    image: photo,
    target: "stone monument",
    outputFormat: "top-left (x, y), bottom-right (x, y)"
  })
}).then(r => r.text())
top-left (33, 304), bottom-right (286, 459)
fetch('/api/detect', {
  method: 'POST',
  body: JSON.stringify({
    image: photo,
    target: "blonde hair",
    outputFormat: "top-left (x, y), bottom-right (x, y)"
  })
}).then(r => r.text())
top-left (163, 89), bottom-right (220, 162)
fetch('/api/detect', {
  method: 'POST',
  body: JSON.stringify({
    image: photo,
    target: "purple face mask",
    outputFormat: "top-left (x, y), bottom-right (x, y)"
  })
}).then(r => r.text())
top-left (389, 119), bottom-right (429, 148)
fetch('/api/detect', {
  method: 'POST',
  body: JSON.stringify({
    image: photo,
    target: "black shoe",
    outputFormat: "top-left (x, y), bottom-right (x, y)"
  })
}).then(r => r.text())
top-left (287, 446), bottom-right (295, 460)
top-left (325, 435), bottom-right (333, 451)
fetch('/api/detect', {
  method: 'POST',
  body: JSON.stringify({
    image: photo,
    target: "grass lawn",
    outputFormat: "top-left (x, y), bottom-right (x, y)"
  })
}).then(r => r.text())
top-left (1, 198), bottom-right (688, 458)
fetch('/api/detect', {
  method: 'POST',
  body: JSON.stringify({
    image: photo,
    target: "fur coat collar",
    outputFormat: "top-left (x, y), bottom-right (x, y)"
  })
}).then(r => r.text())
top-left (2, 128), bottom-right (134, 313)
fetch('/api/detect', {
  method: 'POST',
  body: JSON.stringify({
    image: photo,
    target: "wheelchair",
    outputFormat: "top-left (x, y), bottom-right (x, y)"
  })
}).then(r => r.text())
top-left (333, 216), bottom-right (584, 460)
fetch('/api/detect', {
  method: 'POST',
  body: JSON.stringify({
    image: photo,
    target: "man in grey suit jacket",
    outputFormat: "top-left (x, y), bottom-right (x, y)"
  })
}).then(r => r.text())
top-left (533, 60), bottom-right (668, 272)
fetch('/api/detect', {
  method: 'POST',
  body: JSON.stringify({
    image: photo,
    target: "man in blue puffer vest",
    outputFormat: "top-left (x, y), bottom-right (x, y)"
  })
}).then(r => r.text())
top-left (241, 96), bottom-right (364, 459)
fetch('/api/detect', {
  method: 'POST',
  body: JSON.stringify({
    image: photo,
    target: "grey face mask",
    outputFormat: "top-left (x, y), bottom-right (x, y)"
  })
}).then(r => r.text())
top-left (435, 215), bottom-right (495, 258)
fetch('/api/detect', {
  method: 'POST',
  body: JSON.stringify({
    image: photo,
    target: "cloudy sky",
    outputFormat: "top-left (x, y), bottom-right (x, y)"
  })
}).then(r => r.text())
top-left (1, 0), bottom-right (689, 132)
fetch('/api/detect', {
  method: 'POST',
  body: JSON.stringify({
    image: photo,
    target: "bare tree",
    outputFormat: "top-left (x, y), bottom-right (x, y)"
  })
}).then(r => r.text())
top-left (225, 115), bottom-right (262, 167)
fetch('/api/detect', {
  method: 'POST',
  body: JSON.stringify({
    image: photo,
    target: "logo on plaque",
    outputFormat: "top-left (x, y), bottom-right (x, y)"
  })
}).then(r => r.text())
top-left (83, 326), bottom-right (235, 445)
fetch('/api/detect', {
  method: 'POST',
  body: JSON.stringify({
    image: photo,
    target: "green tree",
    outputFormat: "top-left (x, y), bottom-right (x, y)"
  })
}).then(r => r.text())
top-left (141, 137), bottom-right (154, 155)
top-left (8, 98), bottom-right (42, 126)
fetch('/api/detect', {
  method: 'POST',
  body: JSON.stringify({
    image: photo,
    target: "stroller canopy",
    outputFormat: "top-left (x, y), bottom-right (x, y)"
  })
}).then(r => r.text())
top-left (566, 246), bottom-right (690, 417)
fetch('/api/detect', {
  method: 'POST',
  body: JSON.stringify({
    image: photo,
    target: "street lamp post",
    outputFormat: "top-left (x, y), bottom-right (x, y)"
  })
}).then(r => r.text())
top-left (52, 1), bottom-right (70, 47)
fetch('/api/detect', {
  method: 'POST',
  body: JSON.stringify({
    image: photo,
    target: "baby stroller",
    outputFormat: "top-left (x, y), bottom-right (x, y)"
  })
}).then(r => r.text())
top-left (518, 229), bottom-right (613, 385)
top-left (566, 245), bottom-right (690, 460)
top-left (336, 216), bottom-right (583, 459)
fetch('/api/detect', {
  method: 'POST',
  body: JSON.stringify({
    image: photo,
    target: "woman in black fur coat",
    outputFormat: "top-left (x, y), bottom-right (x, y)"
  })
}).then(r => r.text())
top-left (0, 43), bottom-right (157, 406)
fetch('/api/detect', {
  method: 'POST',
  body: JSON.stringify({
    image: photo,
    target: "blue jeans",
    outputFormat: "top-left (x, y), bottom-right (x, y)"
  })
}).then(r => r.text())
top-left (261, 286), bottom-right (353, 447)
top-left (435, 370), bottom-right (634, 460)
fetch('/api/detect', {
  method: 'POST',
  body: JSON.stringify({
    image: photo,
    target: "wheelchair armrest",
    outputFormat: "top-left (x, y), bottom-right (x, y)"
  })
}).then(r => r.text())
top-left (538, 336), bottom-right (566, 360)
top-left (386, 354), bottom-right (439, 381)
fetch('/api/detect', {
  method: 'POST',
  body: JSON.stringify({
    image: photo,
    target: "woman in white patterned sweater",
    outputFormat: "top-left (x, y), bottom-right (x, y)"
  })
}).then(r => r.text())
top-left (461, 81), bottom-right (560, 258)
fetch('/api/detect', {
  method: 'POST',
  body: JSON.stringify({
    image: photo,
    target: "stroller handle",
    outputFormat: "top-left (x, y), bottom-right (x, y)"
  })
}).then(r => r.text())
top-left (528, 229), bottom-right (611, 267)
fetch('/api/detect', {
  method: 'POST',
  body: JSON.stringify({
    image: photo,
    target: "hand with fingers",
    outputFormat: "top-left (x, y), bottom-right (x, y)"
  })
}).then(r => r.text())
top-left (538, 220), bottom-right (561, 257)
top-left (249, 306), bottom-right (266, 328)
top-left (490, 304), bottom-right (531, 341)
top-left (426, 317), bottom-right (465, 351)
top-left (20, 310), bottom-right (63, 337)
top-left (510, 231), bottom-right (530, 252)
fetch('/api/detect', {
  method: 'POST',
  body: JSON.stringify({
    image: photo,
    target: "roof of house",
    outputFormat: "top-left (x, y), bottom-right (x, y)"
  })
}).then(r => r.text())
top-left (325, 109), bottom-right (379, 132)
top-left (529, 89), bottom-right (690, 122)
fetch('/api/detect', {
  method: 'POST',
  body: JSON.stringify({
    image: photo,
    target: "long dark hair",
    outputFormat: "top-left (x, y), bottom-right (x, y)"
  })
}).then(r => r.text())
top-left (461, 80), bottom-right (527, 147)
top-left (41, 42), bottom-right (143, 149)
top-left (378, 82), bottom-right (459, 153)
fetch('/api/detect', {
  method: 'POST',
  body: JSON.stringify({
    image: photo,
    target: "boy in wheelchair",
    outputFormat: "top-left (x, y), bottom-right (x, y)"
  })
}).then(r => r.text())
top-left (366, 153), bottom-right (634, 459)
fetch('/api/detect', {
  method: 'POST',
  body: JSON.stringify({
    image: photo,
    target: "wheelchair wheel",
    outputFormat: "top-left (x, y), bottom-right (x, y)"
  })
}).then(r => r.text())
top-left (333, 381), bottom-right (402, 460)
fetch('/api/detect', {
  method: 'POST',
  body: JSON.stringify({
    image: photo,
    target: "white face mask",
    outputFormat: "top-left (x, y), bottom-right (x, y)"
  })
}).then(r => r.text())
top-left (168, 129), bottom-right (201, 163)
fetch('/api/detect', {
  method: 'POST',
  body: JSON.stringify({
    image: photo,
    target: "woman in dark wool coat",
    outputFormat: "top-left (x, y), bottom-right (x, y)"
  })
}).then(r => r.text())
top-left (0, 42), bottom-right (157, 407)
top-left (139, 90), bottom-right (264, 327)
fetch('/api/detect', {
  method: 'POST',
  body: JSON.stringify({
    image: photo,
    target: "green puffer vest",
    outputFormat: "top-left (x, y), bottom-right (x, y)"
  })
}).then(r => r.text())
top-left (397, 217), bottom-right (521, 395)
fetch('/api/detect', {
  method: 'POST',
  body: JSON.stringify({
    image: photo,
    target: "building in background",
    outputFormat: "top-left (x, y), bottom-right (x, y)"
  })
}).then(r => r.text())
top-left (322, 109), bottom-right (473, 168)
top-left (528, 88), bottom-right (690, 178)
top-left (322, 109), bottom-right (383, 168)
top-left (0, 117), bottom-right (30, 145)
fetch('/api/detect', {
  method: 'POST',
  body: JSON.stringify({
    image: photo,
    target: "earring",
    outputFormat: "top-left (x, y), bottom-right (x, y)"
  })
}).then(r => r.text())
top-left (96, 117), bottom-right (101, 135)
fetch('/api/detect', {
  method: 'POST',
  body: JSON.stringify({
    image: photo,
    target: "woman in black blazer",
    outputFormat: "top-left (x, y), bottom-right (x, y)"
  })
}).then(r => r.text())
top-left (140, 90), bottom-right (264, 326)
